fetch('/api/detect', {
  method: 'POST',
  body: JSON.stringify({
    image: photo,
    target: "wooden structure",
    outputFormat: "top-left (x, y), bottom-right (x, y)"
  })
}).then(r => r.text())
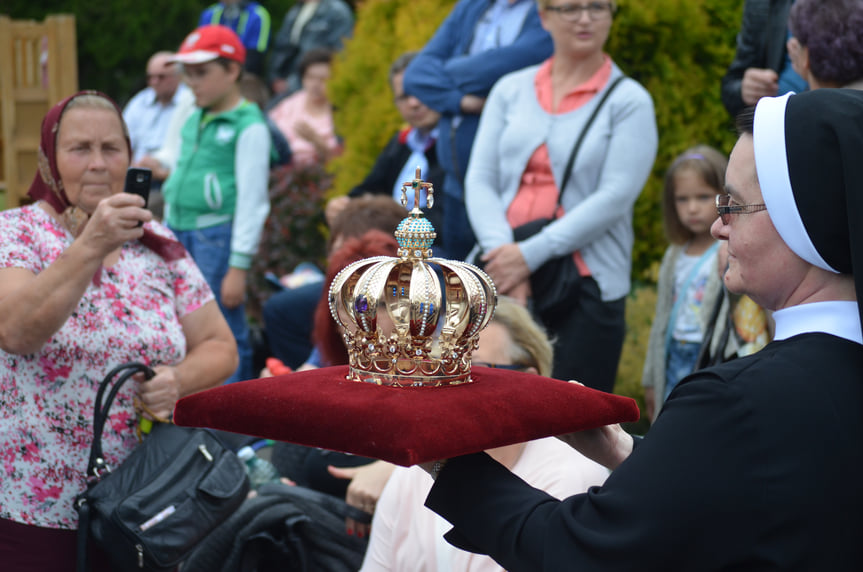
top-left (0, 14), bottom-right (78, 209)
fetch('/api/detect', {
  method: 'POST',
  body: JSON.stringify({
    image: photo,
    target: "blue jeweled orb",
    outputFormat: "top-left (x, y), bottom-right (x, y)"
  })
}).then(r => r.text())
top-left (395, 216), bottom-right (436, 250)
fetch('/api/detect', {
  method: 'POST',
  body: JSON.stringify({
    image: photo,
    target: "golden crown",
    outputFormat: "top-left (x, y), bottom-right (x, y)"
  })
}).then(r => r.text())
top-left (328, 168), bottom-right (497, 387)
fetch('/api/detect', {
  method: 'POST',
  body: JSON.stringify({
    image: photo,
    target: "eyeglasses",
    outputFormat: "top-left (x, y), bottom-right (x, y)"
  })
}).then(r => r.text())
top-left (472, 362), bottom-right (528, 371)
top-left (715, 194), bottom-right (768, 225)
top-left (545, 2), bottom-right (614, 22)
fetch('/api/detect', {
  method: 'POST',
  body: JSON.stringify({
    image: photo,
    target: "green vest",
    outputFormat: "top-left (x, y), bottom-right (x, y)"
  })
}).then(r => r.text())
top-left (163, 101), bottom-right (265, 231)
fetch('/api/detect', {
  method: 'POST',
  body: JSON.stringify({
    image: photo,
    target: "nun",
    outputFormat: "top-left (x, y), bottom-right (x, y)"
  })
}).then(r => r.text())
top-left (419, 89), bottom-right (863, 570)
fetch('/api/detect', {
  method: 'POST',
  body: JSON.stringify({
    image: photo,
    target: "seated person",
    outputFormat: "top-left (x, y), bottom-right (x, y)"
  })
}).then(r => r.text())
top-left (359, 297), bottom-right (610, 570)
top-left (268, 48), bottom-right (341, 167)
top-left (325, 51), bottom-right (444, 245)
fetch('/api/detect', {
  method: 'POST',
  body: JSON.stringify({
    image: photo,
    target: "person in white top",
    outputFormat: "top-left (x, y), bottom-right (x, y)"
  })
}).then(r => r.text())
top-left (359, 297), bottom-right (609, 572)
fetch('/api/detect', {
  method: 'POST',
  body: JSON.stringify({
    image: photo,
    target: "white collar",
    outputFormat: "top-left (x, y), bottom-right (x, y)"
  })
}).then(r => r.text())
top-left (772, 301), bottom-right (862, 344)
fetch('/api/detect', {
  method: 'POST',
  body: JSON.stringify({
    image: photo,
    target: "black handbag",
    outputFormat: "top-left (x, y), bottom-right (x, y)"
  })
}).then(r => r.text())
top-left (513, 218), bottom-right (580, 318)
top-left (75, 362), bottom-right (250, 572)
top-left (511, 76), bottom-right (626, 319)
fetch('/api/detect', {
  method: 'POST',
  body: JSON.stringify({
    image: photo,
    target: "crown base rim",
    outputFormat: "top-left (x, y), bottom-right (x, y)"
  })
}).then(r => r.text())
top-left (347, 367), bottom-right (473, 388)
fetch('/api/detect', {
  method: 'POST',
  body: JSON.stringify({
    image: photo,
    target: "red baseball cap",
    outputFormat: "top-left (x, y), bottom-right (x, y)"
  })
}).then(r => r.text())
top-left (171, 25), bottom-right (246, 65)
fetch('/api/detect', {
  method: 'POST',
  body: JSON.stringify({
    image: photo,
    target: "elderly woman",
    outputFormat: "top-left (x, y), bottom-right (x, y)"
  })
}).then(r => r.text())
top-left (0, 92), bottom-right (237, 570)
top-left (422, 89), bottom-right (863, 569)
top-left (465, 0), bottom-right (657, 391)
top-left (786, 0), bottom-right (863, 90)
top-left (360, 297), bottom-right (609, 572)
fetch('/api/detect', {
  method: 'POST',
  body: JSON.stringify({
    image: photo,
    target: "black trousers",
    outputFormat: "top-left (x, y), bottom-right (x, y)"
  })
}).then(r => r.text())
top-left (538, 276), bottom-right (626, 393)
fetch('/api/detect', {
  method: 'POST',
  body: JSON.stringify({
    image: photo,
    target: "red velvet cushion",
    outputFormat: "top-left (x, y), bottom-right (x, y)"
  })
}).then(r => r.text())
top-left (174, 366), bottom-right (640, 466)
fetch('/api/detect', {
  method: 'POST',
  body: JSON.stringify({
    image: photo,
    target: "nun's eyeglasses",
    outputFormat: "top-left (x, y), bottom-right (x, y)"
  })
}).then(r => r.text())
top-left (715, 194), bottom-right (767, 225)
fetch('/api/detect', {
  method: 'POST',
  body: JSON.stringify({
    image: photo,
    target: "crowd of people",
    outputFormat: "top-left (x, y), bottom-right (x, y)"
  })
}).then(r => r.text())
top-left (3, 0), bottom-right (863, 569)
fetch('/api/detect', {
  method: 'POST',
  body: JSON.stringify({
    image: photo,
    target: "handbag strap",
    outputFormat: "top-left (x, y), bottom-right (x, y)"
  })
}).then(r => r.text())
top-left (86, 362), bottom-right (155, 478)
top-left (555, 74), bottom-right (627, 210)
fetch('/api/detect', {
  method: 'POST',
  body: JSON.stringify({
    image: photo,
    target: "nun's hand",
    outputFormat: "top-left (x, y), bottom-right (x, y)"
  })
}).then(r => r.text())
top-left (556, 382), bottom-right (634, 470)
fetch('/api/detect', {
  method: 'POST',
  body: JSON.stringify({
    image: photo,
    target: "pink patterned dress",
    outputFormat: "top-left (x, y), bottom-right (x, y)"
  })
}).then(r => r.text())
top-left (0, 204), bottom-right (213, 529)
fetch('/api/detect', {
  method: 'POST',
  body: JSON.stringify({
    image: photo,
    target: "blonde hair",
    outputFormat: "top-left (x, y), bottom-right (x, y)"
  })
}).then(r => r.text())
top-left (490, 297), bottom-right (554, 377)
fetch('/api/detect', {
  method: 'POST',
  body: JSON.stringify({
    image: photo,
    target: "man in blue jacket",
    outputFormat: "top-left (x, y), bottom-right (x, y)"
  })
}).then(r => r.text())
top-left (402, 0), bottom-right (553, 261)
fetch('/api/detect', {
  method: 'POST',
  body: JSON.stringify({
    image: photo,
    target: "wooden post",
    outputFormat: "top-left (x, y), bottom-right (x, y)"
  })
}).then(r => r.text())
top-left (0, 14), bottom-right (77, 209)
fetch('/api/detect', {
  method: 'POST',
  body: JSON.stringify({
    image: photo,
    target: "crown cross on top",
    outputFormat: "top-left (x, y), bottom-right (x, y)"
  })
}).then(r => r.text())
top-left (394, 167), bottom-right (436, 260)
top-left (400, 166), bottom-right (434, 214)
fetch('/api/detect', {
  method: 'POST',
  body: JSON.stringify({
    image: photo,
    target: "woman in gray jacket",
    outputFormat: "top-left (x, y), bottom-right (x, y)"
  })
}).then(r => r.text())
top-left (465, 0), bottom-right (657, 391)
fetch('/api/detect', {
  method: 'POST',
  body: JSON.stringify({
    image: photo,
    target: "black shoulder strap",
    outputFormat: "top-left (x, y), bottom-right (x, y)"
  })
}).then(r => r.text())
top-left (86, 362), bottom-right (155, 477)
top-left (556, 75), bottom-right (627, 208)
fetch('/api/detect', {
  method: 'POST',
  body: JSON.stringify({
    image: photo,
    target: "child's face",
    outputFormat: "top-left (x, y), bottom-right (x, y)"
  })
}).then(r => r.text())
top-left (182, 60), bottom-right (240, 112)
top-left (673, 168), bottom-right (717, 237)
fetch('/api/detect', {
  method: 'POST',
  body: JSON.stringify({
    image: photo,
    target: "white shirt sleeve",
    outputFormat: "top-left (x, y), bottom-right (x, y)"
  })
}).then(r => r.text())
top-left (229, 121), bottom-right (271, 269)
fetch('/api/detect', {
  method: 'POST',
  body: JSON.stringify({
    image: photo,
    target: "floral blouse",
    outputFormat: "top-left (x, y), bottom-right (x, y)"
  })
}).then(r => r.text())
top-left (0, 204), bottom-right (213, 529)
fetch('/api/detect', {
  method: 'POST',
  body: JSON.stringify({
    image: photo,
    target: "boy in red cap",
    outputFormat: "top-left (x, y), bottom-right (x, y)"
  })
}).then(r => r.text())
top-left (162, 25), bottom-right (271, 384)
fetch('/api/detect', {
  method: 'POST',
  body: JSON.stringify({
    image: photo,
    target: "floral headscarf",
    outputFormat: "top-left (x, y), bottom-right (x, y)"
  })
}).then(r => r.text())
top-left (27, 90), bottom-right (186, 263)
